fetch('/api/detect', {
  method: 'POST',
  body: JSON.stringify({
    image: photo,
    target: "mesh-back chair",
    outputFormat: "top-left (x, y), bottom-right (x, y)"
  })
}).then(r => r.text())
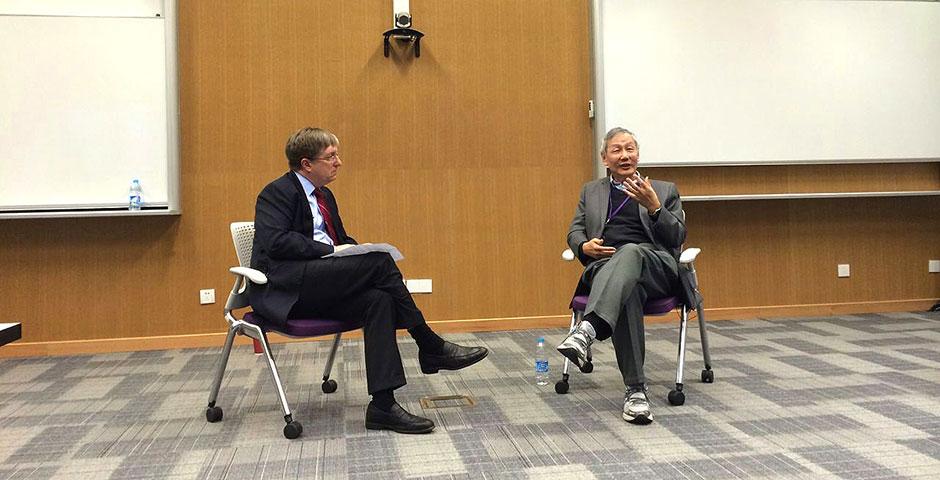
top-left (557, 242), bottom-right (714, 406)
top-left (205, 222), bottom-right (360, 439)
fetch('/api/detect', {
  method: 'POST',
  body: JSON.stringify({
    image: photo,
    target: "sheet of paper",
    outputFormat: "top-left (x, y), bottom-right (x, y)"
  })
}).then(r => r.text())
top-left (324, 243), bottom-right (404, 261)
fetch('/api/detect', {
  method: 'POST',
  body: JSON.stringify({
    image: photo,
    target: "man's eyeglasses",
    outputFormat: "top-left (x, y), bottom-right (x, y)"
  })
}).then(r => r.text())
top-left (309, 152), bottom-right (341, 163)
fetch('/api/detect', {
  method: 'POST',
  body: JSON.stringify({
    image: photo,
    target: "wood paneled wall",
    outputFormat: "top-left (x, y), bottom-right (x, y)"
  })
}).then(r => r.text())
top-left (1, 1), bottom-right (937, 354)
top-left (650, 163), bottom-right (940, 196)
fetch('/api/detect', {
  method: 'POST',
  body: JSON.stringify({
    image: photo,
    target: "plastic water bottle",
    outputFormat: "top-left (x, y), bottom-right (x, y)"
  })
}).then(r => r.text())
top-left (128, 179), bottom-right (142, 211)
top-left (535, 337), bottom-right (549, 385)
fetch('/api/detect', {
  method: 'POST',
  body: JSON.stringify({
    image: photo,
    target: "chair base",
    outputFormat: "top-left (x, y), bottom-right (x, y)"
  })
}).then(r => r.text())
top-left (206, 317), bottom-right (345, 440)
top-left (557, 298), bottom-right (715, 406)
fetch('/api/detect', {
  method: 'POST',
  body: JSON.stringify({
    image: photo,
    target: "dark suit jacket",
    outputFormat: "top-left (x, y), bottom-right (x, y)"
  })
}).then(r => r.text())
top-left (249, 171), bottom-right (356, 325)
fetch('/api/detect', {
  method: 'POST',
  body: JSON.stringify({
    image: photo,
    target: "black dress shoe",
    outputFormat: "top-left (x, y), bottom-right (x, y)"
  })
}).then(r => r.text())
top-left (418, 341), bottom-right (488, 374)
top-left (365, 402), bottom-right (434, 434)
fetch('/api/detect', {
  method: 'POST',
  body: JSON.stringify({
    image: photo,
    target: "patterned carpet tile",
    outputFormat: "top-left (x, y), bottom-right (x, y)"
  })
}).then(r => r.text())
top-left (0, 311), bottom-right (939, 478)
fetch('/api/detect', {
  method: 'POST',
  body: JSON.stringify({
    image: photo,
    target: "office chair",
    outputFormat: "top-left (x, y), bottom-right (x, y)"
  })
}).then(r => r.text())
top-left (205, 222), bottom-right (359, 439)
top-left (557, 244), bottom-right (714, 406)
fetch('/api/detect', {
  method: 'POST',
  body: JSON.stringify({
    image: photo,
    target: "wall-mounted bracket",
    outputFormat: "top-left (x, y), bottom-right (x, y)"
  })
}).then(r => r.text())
top-left (383, 28), bottom-right (424, 58)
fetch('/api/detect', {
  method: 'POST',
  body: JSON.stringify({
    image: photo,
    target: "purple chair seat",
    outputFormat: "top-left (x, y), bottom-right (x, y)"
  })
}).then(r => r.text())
top-left (570, 295), bottom-right (680, 316)
top-left (244, 312), bottom-right (361, 337)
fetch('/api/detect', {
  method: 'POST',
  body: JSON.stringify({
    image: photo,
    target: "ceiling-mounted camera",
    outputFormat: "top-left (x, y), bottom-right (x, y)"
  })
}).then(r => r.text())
top-left (383, 0), bottom-right (424, 58)
top-left (394, 11), bottom-right (411, 29)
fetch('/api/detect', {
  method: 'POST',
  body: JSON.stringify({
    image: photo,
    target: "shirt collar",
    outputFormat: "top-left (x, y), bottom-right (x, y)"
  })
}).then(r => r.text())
top-left (293, 171), bottom-right (317, 198)
top-left (609, 176), bottom-right (628, 192)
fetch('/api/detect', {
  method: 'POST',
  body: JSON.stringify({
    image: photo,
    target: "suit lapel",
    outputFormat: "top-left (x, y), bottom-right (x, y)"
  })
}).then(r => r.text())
top-left (592, 180), bottom-right (609, 238)
top-left (286, 172), bottom-right (314, 236)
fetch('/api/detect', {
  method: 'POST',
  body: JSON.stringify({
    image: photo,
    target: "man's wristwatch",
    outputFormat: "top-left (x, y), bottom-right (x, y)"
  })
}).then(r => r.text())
top-left (649, 207), bottom-right (662, 219)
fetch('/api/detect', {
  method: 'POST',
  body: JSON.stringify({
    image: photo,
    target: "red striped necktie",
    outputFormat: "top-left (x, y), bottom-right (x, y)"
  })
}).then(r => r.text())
top-left (312, 188), bottom-right (339, 243)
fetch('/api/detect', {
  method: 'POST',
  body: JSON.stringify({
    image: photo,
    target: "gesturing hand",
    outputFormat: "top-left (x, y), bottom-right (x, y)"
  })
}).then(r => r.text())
top-left (623, 174), bottom-right (661, 212)
top-left (582, 238), bottom-right (616, 259)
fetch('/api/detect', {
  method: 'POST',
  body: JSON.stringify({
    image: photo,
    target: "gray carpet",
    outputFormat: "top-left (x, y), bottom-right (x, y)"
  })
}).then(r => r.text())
top-left (2, 311), bottom-right (940, 479)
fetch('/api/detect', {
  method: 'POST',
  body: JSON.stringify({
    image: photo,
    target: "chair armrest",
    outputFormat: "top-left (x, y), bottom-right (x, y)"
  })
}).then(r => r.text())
top-left (679, 247), bottom-right (701, 265)
top-left (230, 266), bottom-right (268, 285)
top-left (562, 248), bottom-right (575, 261)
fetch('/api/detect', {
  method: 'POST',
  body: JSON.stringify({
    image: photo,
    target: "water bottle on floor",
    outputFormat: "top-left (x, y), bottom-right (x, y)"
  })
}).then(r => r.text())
top-left (535, 337), bottom-right (549, 385)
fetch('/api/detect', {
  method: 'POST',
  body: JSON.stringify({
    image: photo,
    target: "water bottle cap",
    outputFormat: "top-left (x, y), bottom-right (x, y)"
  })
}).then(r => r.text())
top-left (537, 337), bottom-right (544, 343)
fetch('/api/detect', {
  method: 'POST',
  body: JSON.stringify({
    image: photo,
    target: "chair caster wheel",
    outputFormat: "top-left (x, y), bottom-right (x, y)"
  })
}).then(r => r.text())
top-left (205, 406), bottom-right (223, 423)
top-left (668, 389), bottom-right (685, 406)
top-left (283, 421), bottom-right (303, 439)
top-left (555, 380), bottom-right (569, 394)
top-left (701, 369), bottom-right (714, 383)
top-left (321, 379), bottom-right (338, 393)
top-left (579, 362), bottom-right (594, 374)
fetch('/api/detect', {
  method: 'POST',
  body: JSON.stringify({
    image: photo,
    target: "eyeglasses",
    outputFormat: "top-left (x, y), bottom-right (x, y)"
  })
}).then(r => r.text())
top-left (309, 152), bottom-right (341, 163)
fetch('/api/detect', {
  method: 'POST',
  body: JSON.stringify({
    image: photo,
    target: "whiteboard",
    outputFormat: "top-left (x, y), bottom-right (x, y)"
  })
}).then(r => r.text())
top-left (592, 0), bottom-right (940, 167)
top-left (0, 0), bottom-right (179, 216)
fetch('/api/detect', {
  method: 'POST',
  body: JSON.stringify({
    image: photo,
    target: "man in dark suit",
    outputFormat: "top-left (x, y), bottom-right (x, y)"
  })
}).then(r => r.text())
top-left (250, 127), bottom-right (488, 434)
top-left (557, 127), bottom-right (686, 425)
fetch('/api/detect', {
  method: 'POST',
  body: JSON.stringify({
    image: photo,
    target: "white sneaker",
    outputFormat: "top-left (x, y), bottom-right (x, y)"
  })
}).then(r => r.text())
top-left (556, 322), bottom-right (594, 369)
top-left (623, 385), bottom-right (653, 424)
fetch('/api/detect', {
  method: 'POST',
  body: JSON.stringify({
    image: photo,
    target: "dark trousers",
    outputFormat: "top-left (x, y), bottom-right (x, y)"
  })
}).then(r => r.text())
top-left (287, 252), bottom-right (425, 395)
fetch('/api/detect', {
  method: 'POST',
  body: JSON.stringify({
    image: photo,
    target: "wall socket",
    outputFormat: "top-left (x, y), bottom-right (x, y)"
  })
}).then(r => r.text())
top-left (837, 264), bottom-right (851, 278)
top-left (930, 260), bottom-right (940, 274)
top-left (405, 279), bottom-right (432, 294)
top-left (199, 288), bottom-right (216, 304)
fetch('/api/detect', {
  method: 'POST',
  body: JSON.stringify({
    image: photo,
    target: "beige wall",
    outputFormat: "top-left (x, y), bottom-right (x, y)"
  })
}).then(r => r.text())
top-left (1, 1), bottom-right (938, 354)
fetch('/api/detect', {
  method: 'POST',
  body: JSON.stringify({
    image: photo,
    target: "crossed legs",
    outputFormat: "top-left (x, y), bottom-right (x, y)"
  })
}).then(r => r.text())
top-left (288, 252), bottom-right (487, 433)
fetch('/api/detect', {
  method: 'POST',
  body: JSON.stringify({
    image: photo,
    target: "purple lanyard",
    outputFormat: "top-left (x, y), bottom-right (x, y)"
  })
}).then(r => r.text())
top-left (606, 187), bottom-right (630, 224)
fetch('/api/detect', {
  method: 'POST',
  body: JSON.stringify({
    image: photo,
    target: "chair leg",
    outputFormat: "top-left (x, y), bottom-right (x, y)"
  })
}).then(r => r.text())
top-left (555, 310), bottom-right (579, 394)
top-left (696, 300), bottom-right (715, 383)
top-left (668, 305), bottom-right (690, 406)
top-left (252, 329), bottom-right (295, 420)
top-left (206, 323), bottom-right (239, 422)
top-left (320, 333), bottom-right (342, 393)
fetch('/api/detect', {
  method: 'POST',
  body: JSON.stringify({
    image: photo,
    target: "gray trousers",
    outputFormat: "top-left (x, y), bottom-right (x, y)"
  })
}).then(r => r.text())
top-left (583, 243), bottom-right (679, 386)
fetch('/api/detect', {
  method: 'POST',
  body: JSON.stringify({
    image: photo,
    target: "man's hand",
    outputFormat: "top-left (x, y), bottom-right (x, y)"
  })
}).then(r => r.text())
top-left (624, 174), bottom-right (661, 212)
top-left (582, 238), bottom-right (616, 259)
top-left (334, 244), bottom-right (354, 252)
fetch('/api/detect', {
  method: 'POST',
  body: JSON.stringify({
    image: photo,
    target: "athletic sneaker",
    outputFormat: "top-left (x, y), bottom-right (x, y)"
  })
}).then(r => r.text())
top-left (556, 322), bottom-right (593, 368)
top-left (623, 385), bottom-right (653, 424)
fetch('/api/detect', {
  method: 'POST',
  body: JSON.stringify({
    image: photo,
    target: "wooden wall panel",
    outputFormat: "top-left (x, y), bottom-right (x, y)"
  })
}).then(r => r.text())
top-left (684, 196), bottom-right (940, 308)
top-left (650, 162), bottom-right (940, 196)
top-left (1, 1), bottom-right (937, 352)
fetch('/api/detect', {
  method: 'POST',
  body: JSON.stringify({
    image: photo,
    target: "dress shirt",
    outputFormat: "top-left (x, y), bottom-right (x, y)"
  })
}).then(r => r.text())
top-left (293, 171), bottom-right (334, 246)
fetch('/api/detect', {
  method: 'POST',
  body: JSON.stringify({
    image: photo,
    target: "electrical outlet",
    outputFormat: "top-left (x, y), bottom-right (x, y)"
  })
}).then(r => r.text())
top-left (405, 279), bottom-right (433, 294)
top-left (837, 264), bottom-right (850, 278)
top-left (930, 260), bottom-right (940, 273)
top-left (199, 288), bottom-right (216, 305)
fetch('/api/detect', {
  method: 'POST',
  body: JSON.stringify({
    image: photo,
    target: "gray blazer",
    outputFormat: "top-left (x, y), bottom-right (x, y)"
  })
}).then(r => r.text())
top-left (567, 177), bottom-right (687, 266)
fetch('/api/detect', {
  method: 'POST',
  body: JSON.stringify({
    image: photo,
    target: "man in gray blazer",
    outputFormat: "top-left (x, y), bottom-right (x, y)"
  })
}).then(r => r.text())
top-left (557, 127), bottom-right (686, 424)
